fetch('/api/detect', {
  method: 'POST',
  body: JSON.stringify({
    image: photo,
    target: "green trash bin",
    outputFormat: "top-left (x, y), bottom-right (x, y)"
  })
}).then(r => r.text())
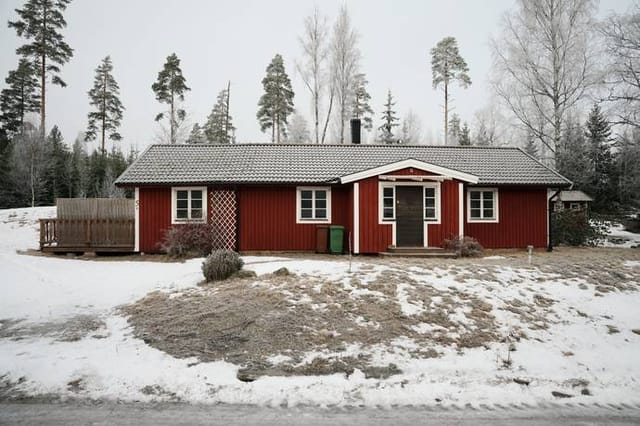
top-left (329, 225), bottom-right (344, 254)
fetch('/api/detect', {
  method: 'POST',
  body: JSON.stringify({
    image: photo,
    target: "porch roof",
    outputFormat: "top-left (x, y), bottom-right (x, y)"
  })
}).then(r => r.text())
top-left (115, 144), bottom-right (572, 187)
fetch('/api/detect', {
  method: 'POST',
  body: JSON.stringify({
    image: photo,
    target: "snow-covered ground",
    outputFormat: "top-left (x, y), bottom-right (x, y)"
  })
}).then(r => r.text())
top-left (602, 222), bottom-right (640, 248)
top-left (0, 207), bottom-right (639, 408)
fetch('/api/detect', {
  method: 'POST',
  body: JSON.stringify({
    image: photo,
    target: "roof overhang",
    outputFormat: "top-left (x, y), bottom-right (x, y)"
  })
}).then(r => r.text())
top-left (339, 158), bottom-right (479, 184)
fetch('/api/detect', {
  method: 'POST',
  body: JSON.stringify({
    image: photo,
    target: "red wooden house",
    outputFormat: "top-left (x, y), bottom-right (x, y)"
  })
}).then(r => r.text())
top-left (115, 143), bottom-right (571, 254)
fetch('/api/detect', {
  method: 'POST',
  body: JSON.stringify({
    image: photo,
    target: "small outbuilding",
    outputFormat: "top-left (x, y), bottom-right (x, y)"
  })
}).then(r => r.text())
top-left (115, 144), bottom-right (572, 254)
top-left (554, 190), bottom-right (593, 213)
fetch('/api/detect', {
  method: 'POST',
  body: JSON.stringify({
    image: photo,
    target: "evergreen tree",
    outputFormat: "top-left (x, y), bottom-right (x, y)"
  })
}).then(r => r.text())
top-left (204, 85), bottom-right (235, 144)
top-left (9, 0), bottom-right (74, 134)
top-left (556, 116), bottom-right (590, 191)
top-left (616, 129), bottom-right (640, 206)
top-left (186, 123), bottom-right (206, 144)
top-left (523, 135), bottom-right (539, 158)
top-left (86, 150), bottom-right (106, 197)
top-left (351, 73), bottom-right (374, 131)
top-left (257, 54), bottom-right (295, 144)
top-left (459, 122), bottom-right (471, 146)
top-left (69, 135), bottom-right (87, 197)
top-left (0, 129), bottom-right (19, 207)
top-left (378, 90), bottom-right (399, 144)
top-left (448, 113), bottom-right (462, 145)
top-left (152, 53), bottom-right (190, 144)
top-left (585, 103), bottom-right (615, 211)
top-left (0, 59), bottom-right (40, 135)
top-left (430, 37), bottom-right (471, 144)
top-left (85, 56), bottom-right (124, 154)
top-left (43, 125), bottom-right (71, 203)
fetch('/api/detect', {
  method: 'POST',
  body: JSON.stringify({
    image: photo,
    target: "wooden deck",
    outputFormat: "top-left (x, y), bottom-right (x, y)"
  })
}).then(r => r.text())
top-left (40, 216), bottom-right (135, 253)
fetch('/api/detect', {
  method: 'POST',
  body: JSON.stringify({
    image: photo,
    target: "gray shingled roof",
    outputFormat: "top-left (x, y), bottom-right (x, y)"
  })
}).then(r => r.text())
top-left (558, 190), bottom-right (593, 202)
top-left (115, 144), bottom-right (572, 187)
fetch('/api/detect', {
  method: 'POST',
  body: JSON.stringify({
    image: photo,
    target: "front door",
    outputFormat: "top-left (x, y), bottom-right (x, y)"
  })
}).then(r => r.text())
top-left (395, 186), bottom-right (423, 247)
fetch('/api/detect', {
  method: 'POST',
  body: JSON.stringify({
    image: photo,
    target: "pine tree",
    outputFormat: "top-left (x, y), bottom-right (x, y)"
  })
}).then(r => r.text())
top-left (186, 123), bottom-right (206, 144)
top-left (448, 113), bottom-right (462, 145)
top-left (85, 56), bottom-right (124, 154)
top-left (585, 103), bottom-right (615, 211)
top-left (257, 54), bottom-right (295, 144)
top-left (0, 129), bottom-right (19, 208)
top-left (378, 90), bottom-right (399, 144)
top-left (204, 85), bottom-right (235, 144)
top-left (43, 125), bottom-right (71, 203)
top-left (9, 0), bottom-right (73, 135)
top-left (351, 73), bottom-right (374, 131)
top-left (459, 122), bottom-right (471, 146)
top-left (430, 37), bottom-right (471, 144)
top-left (152, 53), bottom-right (190, 144)
top-left (0, 59), bottom-right (40, 135)
top-left (69, 135), bottom-right (87, 197)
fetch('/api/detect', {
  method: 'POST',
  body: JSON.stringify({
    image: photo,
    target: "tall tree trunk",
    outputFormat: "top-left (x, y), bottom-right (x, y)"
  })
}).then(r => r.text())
top-left (444, 82), bottom-right (448, 145)
top-left (271, 115), bottom-right (275, 143)
top-left (321, 88), bottom-right (334, 144)
top-left (101, 73), bottom-right (106, 155)
top-left (170, 91), bottom-right (175, 144)
top-left (314, 82), bottom-right (319, 144)
top-left (40, 2), bottom-right (47, 138)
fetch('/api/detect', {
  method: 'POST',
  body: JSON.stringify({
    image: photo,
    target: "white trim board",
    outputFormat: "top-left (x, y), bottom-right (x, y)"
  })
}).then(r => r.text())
top-left (295, 186), bottom-right (332, 224)
top-left (171, 186), bottom-right (208, 225)
top-left (353, 183), bottom-right (360, 254)
top-left (340, 159), bottom-right (479, 184)
top-left (134, 187), bottom-right (140, 252)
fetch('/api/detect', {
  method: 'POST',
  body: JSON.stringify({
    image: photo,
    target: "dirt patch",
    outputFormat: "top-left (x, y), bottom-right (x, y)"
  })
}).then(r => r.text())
top-left (0, 315), bottom-right (106, 342)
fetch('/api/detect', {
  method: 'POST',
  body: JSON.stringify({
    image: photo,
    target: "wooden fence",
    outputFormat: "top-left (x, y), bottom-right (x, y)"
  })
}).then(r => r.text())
top-left (40, 198), bottom-right (135, 252)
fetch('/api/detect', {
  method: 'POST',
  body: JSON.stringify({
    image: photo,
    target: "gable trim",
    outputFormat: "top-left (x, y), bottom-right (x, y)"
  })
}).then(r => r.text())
top-left (340, 158), bottom-right (479, 184)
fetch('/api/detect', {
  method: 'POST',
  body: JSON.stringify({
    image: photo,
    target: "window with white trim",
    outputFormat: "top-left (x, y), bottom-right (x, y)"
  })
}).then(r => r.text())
top-left (172, 187), bottom-right (207, 224)
top-left (424, 187), bottom-right (436, 220)
top-left (297, 187), bottom-right (331, 223)
top-left (382, 186), bottom-right (395, 220)
top-left (467, 188), bottom-right (498, 222)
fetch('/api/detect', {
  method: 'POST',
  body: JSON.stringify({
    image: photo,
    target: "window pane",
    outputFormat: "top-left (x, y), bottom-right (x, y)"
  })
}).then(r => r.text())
top-left (177, 190), bottom-right (188, 199)
top-left (383, 207), bottom-right (394, 219)
top-left (301, 199), bottom-right (312, 209)
top-left (176, 209), bottom-right (188, 219)
top-left (301, 209), bottom-right (313, 218)
top-left (191, 190), bottom-right (202, 200)
top-left (470, 191), bottom-right (481, 200)
top-left (483, 191), bottom-right (493, 201)
top-left (470, 200), bottom-right (481, 209)
top-left (191, 199), bottom-right (202, 209)
top-left (191, 209), bottom-right (203, 219)
top-left (470, 208), bottom-right (481, 218)
top-left (315, 199), bottom-right (326, 209)
top-left (425, 198), bottom-right (435, 208)
top-left (315, 190), bottom-right (326, 200)
top-left (425, 208), bottom-right (436, 218)
top-left (177, 199), bottom-right (188, 209)
top-left (316, 209), bottom-right (327, 219)
top-left (383, 187), bottom-right (394, 197)
top-left (301, 190), bottom-right (312, 200)
top-left (425, 188), bottom-right (435, 198)
top-left (483, 208), bottom-right (494, 218)
top-left (383, 198), bottom-right (393, 208)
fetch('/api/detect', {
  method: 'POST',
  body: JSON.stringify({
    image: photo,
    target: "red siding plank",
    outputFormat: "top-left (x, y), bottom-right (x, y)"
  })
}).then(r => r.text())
top-left (139, 187), bottom-right (171, 253)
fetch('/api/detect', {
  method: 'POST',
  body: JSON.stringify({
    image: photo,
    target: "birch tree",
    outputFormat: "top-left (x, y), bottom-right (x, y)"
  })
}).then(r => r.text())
top-left (9, 0), bottom-right (73, 136)
top-left (297, 7), bottom-right (332, 144)
top-left (331, 6), bottom-right (360, 144)
top-left (430, 37), bottom-right (471, 144)
top-left (490, 0), bottom-right (598, 159)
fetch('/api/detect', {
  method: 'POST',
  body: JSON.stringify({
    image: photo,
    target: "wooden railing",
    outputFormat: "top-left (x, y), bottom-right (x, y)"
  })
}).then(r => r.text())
top-left (39, 218), bottom-right (135, 251)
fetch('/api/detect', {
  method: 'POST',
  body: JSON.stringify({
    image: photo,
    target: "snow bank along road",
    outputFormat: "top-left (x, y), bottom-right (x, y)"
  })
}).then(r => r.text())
top-left (1, 207), bottom-right (640, 410)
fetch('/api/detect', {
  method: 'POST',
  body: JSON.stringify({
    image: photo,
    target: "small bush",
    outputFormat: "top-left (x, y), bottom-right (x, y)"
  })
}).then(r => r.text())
top-left (443, 235), bottom-right (483, 257)
top-left (551, 210), bottom-right (606, 246)
top-left (160, 224), bottom-right (214, 258)
top-left (202, 249), bottom-right (244, 282)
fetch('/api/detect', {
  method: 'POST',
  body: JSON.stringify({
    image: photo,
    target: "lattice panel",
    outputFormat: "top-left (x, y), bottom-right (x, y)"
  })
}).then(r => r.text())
top-left (210, 189), bottom-right (237, 250)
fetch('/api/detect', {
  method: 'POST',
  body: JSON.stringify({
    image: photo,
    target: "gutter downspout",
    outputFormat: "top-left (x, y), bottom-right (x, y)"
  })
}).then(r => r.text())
top-left (547, 188), bottom-right (562, 252)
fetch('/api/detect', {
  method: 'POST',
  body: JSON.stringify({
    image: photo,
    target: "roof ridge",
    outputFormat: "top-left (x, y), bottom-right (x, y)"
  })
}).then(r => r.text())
top-left (147, 143), bottom-right (521, 150)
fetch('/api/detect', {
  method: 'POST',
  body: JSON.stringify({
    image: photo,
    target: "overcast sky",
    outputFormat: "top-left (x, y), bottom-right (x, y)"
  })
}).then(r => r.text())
top-left (0, 0), bottom-right (632, 152)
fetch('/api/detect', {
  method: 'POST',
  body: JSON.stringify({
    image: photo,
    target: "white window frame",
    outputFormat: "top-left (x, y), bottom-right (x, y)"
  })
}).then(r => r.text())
top-left (467, 187), bottom-right (499, 223)
top-left (296, 186), bottom-right (332, 224)
top-left (378, 182), bottom-right (441, 224)
top-left (171, 186), bottom-right (208, 224)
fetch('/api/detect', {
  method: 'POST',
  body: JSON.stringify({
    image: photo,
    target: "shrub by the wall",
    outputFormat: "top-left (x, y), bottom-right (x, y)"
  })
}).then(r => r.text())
top-left (202, 249), bottom-right (244, 282)
top-left (551, 210), bottom-right (606, 246)
top-left (160, 224), bottom-right (214, 258)
top-left (443, 235), bottom-right (483, 257)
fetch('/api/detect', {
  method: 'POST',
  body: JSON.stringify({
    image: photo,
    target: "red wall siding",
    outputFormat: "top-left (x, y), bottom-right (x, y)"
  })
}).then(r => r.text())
top-left (358, 176), bottom-right (392, 253)
top-left (139, 187), bottom-right (171, 253)
top-left (238, 185), bottom-right (351, 251)
top-left (464, 187), bottom-right (548, 248)
top-left (427, 180), bottom-right (460, 246)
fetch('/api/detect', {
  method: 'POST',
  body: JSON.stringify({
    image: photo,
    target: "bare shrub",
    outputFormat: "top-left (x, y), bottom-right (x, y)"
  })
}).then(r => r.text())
top-left (160, 224), bottom-right (214, 258)
top-left (202, 249), bottom-right (244, 282)
top-left (443, 235), bottom-right (483, 257)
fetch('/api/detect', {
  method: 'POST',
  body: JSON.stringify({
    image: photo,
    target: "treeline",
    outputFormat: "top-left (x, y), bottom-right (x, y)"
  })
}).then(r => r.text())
top-left (0, 126), bottom-right (135, 208)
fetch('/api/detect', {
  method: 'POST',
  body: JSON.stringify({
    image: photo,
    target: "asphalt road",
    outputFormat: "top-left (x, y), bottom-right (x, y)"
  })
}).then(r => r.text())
top-left (2, 402), bottom-right (640, 425)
